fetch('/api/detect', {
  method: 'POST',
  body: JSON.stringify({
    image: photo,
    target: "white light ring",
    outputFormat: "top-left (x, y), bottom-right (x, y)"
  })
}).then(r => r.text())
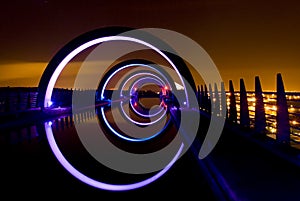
top-left (45, 121), bottom-right (184, 191)
top-left (120, 101), bottom-right (167, 126)
top-left (101, 66), bottom-right (169, 138)
top-left (43, 34), bottom-right (190, 190)
top-left (119, 72), bottom-right (166, 115)
top-left (101, 63), bottom-right (172, 101)
top-left (128, 75), bottom-right (165, 95)
top-left (128, 76), bottom-right (165, 118)
top-left (44, 37), bottom-right (182, 107)
top-left (119, 71), bottom-right (167, 118)
top-left (100, 107), bottom-right (169, 142)
top-left (102, 104), bottom-right (169, 142)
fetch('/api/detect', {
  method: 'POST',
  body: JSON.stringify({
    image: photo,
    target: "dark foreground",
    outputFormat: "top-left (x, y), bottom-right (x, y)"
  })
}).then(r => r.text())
top-left (2, 111), bottom-right (300, 201)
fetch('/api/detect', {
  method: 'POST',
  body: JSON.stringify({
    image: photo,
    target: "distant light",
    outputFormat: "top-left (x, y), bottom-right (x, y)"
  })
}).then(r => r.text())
top-left (134, 102), bottom-right (137, 107)
top-left (48, 121), bottom-right (53, 126)
top-left (164, 86), bottom-right (168, 90)
top-left (183, 101), bottom-right (187, 105)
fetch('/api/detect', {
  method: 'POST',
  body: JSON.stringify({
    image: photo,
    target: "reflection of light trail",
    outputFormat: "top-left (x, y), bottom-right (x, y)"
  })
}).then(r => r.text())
top-left (45, 120), bottom-right (184, 191)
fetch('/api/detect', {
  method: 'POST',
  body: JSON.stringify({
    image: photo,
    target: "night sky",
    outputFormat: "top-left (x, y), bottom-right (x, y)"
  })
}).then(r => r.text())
top-left (1, 0), bottom-right (300, 91)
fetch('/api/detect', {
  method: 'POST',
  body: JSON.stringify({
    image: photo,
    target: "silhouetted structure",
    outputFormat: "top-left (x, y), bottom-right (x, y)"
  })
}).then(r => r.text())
top-left (254, 76), bottom-right (267, 135)
top-left (276, 73), bottom-right (290, 145)
top-left (239, 78), bottom-right (250, 128)
top-left (228, 80), bottom-right (237, 123)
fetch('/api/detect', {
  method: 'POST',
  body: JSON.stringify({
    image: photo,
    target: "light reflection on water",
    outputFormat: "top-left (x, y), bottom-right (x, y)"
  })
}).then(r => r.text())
top-left (0, 109), bottom-right (166, 188)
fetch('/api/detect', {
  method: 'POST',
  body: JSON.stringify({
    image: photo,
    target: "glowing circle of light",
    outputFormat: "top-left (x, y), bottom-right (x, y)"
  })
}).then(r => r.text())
top-left (44, 37), bottom-right (182, 107)
top-left (43, 32), bottom-right (191, 191)
top-left (100, 63), bottom-right (173, 101)
top-left (121, 73), bottom-right (165, 118)
top-left (126, 76), bottom-right (165, 118)
top-left (45, 122), bottom-right (184, 191)
top-left (101, 107), bottom-right (169, 142)
top-left (102, 65), bottom-right (171, 140)
top-left (118, 69), bottom-right (168, 120)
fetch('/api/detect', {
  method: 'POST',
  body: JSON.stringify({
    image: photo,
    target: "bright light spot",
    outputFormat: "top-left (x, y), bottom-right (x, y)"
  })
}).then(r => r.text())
top-left (183, 101), bottom-right (187, 105)
top-left (292, 120), bottom-right (297, 125)
top-left (289, 107), bottom-right (295, 112)
top-left (248, 97), bottom-right (256, 102)
top-left (48, 121), bottom-right (53, 126)
top-left (175, 82), bottom-right (184, 90)
top-left (47, 101), bottom-right (53, 107)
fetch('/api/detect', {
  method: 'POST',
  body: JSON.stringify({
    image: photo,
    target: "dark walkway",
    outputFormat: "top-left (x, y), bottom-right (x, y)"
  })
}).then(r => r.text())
top-left (206, 121), bottom-right (300, 201)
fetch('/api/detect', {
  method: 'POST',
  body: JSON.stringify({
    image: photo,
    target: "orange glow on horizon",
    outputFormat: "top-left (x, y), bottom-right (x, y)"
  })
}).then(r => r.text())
top-left (1, 61), bottom-right (300, 92)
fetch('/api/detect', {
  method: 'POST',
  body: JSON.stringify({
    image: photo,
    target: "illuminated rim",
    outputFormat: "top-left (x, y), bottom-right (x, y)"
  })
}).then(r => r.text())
top-left (101, 63), bottom-right (172, 101)
top-left (120, 101), bottom-right (166, 126)
top-left (103, 75), bottom-right (168, 141)
top-left (43, 36), bottom-right (185, 107)
top-left (127, 76), bottom-right (165, 121)
top-left (43, 34), bottom-right (189, 191)
top-left (126, 75), bottom-right (164, 118)
top-left (119, 67), bottom-right (168, 120)
top-left (45, 121), bottom-right (183, 191)
top-left (100, 63), bottom-right (172, 141)
top-left (104, 67), bottom-right (167, 121)
top-left (101, 107), bottom-right (169, 142)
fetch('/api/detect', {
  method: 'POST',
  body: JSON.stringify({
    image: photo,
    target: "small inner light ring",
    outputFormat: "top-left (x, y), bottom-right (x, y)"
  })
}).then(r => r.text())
top-left (128, 76), bottom-right (165, 118)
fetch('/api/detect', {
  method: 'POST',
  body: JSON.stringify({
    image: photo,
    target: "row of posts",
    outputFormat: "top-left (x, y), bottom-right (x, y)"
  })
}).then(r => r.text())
top-left (196, 73), bottom-right (290, 145)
